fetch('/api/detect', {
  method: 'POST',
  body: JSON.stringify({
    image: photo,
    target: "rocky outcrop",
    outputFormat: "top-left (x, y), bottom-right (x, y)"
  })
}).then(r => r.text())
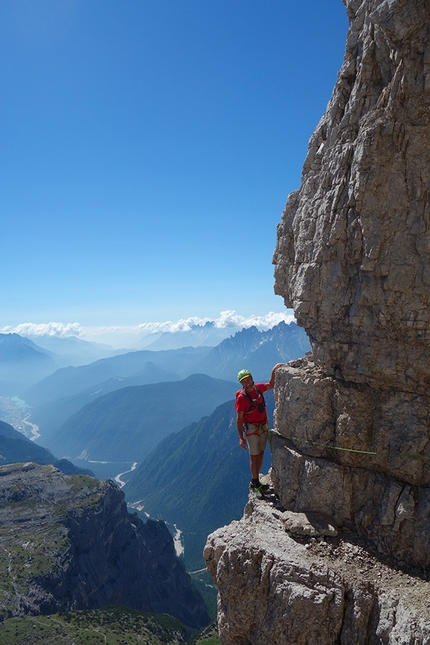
top-left (204, 0), bottom-right (430, 642)
top-left (0, 462), bottom-right (208, 629)
top-left (271, 359), bottom-right (430, 573)
top-left (205, 499), bottom-right (430, 645)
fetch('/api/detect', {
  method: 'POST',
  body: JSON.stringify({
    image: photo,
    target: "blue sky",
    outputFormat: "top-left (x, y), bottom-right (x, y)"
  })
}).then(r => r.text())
top-left (0, 0), bottom-right (348, 345)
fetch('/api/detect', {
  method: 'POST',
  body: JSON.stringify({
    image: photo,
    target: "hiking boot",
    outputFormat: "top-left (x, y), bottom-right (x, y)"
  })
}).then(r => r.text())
top-left (249, 481), bottom-right (264, 499)
top-left (249, 480), bottom-right (269, 492)
top-left (253, 486), bottom-right (264, 499)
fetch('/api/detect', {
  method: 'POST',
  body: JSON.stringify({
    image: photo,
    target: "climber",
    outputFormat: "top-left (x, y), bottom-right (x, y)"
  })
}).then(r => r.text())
top-left (235, 364), bottom-right (284, 496)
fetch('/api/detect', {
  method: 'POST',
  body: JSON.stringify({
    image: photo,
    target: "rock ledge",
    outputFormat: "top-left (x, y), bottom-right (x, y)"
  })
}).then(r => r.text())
top-left (204, 496), bottom-right (430, 645)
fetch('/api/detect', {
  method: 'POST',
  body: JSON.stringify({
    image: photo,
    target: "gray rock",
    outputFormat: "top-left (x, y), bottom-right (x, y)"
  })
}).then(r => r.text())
top-left (0, 463), bottom-right (208, 628)
top-left (271, 429), bottom-right (430, 571)
top-left (281, 510), bottom-right (338, 538)
top-left (273, 0), bottom-right (430, 392)
top-left (204, 500), bottom-right (430, 645)
top-left (273, 360), bottom-right (430, 488)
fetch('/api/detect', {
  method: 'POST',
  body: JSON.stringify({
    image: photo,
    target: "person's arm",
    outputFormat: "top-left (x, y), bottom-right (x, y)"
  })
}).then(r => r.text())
top-left (236, 410), bottom-right (247, 450)
top-left (266, 363), bottom-right (285, 391)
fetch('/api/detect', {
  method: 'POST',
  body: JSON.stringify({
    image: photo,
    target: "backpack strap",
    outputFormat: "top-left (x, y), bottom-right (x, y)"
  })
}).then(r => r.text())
top-left (240, 386), bottom-right (266, 415)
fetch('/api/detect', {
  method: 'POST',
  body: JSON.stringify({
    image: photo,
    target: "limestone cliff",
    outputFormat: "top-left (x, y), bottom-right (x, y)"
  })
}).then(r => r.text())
top-left (0, 463), bottom-right (208, 629)
top-left (274, 0), bottom-right (430, 394)
top-left (204, 0), bottom-right (430, 642)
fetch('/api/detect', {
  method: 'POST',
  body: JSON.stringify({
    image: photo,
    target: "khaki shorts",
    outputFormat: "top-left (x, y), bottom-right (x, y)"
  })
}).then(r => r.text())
top-left (245, 423), bottom-right (268, 455)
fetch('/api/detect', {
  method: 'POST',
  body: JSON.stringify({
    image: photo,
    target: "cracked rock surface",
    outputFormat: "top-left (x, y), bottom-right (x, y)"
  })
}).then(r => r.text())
top-left (273, 0), bottom-right (430, 392)
top-left (205, 497), bottom-right (430, 645)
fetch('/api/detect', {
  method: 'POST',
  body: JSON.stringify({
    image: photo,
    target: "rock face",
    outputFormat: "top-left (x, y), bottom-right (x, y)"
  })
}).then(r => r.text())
top-left (271, 359), bottom-right (430, 574)
top-left (274, 0), bottom-right (430, 392)
top-left (0, 463), bottom-right (208, 629)
top-left (205, 500), bottom-right (430, 645)
top-left (204, 0), bottom-right (430, 642)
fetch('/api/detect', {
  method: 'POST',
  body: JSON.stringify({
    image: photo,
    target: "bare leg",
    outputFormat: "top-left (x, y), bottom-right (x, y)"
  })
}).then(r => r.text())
top-left (250, 451), bottom-right (265, 480)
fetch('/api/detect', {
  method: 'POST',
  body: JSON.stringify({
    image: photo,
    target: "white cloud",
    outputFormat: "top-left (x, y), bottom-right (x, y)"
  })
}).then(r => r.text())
top-left (130, 310), bottom-right (295, 335)
top-left (214, 310), bottom-right (295, 330)
top-left (133, 316), bottom-right (212, 334)
top-left (0, 310), bottom-right (296, 348)
top-left (0, 322), bottom-right (85, 338)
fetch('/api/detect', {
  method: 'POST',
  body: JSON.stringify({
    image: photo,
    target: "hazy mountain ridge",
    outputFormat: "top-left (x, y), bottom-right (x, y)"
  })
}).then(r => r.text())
top-left (30, 362), bottom-right (180, 438)
top-left (24, 322), bottom-right (307, 408)
top-left (26, 322), bottom-right (307, 421)
top-left (24, 346), bottom-right (212, 407)
top-left (0, 334), bottom-right (59, 396)
top-left (0, 334), bottom-right (52, 361)
top-left (24, 334), bottom-right (124, 366)
top-left (40, 374), bottom-right (237, 466)
top-left (0, 420), bottom-right (92, 476)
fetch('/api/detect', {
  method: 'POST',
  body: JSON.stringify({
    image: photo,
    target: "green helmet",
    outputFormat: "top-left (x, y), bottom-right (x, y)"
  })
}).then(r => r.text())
top-left (237, 369), bottom-right (253, 383)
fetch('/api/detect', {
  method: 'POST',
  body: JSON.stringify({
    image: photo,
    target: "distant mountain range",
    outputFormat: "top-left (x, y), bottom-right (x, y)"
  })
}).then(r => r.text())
top-left (24, 334), bottom-right (124, 366)
top-left (24, 346), bottom-right (212, 407)
top-left (0, 322), bottom-right (310, 484)
top-left (0, 333), bottom-right (131, 395)
top-left (28, 362), bottom-right (182, 438)
top-left (139, 321), bottom-right (237, 350)
top-left (0, 334), bottom-right (58, 396)
top-left (23, 322), bottom-right (307, 438)
top-left (198, 321), bottom-right (310, 378)
top-left (0, 420), bottom-right (91, 475)
top-left (125, 394), bottom-right (274, 570)
top-left (0, 321), bottom-right (309, 400)
top-left (39, 374), bottom-right (238, 467)
top-left (26, 321), bottom-right (309, 409)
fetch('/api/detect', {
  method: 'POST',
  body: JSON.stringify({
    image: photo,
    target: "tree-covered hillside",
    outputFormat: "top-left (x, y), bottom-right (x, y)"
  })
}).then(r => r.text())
top-left (30, 361), bottom-right (179, 439)
top-left (0, 608), bottom-right (220, 644)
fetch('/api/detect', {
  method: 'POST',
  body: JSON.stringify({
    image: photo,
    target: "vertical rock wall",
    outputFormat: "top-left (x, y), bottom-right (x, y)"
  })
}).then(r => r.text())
top-left (270, 0), bottom-right (430, 574)
top-left (274, 0), bottom-right (430, 391)
top-left (205, 1), bottom-right (430, 642)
